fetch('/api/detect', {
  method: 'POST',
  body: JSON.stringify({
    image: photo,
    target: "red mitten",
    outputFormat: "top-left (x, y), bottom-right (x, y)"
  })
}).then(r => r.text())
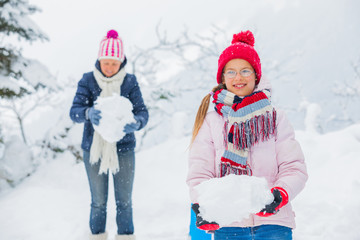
top-left (256, 187), bottom-right (289, 217)
top-left (192, 203), bottom-right (220, 231)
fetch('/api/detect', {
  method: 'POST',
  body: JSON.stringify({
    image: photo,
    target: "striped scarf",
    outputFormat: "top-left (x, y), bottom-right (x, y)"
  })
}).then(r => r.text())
top-left (212, 89), bottom-right (277, 177)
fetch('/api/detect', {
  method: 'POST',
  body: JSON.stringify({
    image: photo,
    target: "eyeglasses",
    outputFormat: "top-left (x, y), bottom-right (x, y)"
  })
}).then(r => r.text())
top-left (223, 69), bottom-right (254, 79)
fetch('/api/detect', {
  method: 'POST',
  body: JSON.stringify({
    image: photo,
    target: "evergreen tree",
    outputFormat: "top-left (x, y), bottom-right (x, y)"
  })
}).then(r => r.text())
top-left (0, 0), bottom-right (49, 98)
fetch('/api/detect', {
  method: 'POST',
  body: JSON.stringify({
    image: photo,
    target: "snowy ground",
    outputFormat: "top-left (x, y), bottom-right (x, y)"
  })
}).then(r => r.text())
top-left (1, 125), bottom-right (360, 240)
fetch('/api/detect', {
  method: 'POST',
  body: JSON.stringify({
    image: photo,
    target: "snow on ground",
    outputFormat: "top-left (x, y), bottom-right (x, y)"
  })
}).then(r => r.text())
top-left (1, 124), bottom-right (360, 240)
top-left (0, 137), bottom-right (190, 240)
top-left (292, 125), bottom-right (360, 240)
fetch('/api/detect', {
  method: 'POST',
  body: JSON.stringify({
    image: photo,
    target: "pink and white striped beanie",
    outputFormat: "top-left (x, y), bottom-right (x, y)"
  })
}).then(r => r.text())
top-left (98, 30), bottom-right (125, 62)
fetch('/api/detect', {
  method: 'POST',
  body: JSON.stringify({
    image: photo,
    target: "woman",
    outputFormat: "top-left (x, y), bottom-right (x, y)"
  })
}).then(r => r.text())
top-left (70, 29), bottom-right (148, 240)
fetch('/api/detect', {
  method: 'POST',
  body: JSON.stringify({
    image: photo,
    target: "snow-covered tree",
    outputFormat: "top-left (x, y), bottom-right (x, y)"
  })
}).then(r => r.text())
top-left (0, 0), bottom-right (57, 189)
top-left (0, 0), bottom-right (51, 97)
top-left (0, 0), bottom-right (57, 143)
top-left (128, 24), bottom-right (229, 149)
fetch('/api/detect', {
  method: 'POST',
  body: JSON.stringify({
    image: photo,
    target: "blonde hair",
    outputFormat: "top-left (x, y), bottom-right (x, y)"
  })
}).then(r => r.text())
top-left (191, 83), bottom-right (227, 145)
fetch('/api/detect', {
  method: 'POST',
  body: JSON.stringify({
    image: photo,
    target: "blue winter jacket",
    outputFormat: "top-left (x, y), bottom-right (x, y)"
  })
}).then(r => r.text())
top-left (69, 59), bottom-right (149, 152)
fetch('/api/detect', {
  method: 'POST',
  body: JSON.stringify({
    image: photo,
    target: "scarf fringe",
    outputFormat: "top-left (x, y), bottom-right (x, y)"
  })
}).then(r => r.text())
top-left (223, 121), bottom-right (229, 149)
top-left (90, 135), bottom-right (119, 175)
top-left (220, 161), bottom-right (252, 176)
top-left (231, 108), bottom-right (277, 151)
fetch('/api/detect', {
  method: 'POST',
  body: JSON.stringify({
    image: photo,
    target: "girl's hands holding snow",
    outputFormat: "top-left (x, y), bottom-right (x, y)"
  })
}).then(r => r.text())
top-left (256, 187), bottom-right (289, 217)
top-left (191, 203), bottom-right (220, 231)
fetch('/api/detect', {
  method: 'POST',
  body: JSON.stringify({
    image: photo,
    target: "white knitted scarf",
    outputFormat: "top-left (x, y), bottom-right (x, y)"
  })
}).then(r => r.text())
top-left (90, 67), bottom-right (126, 174)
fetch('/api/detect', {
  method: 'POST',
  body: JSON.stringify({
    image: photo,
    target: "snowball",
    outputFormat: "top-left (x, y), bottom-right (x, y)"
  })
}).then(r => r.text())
top-left (92, 94), bottom-right (135, 143)
top-left (195, 174), bottom-right (274, 226)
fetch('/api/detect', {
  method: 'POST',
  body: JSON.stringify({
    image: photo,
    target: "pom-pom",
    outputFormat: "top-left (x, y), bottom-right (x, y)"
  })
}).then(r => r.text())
top-left (107, 30), bottom-right (118, 39)
top-left (231, 31), bottom-right (255, 46)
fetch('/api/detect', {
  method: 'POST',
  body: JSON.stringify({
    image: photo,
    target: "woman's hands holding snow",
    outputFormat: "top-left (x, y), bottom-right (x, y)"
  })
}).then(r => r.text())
top-left (123, 115), bottom-right (141, 133)
top-left (91, 95), bottom-right (136, 142)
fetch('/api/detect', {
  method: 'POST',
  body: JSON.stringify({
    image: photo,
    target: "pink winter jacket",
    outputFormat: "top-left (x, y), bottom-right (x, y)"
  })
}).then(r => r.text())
top-left (186, 109), bottom-right (308, 229)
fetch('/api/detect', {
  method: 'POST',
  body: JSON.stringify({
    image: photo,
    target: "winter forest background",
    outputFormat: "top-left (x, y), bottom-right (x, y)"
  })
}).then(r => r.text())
top-left (1, 0), bottom-right (360, 239)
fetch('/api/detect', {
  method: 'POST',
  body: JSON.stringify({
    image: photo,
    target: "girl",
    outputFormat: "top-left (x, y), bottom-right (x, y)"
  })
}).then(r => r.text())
top-left (187, 30), bottom-right (308, 240)
top-left (70, 30), bottom-right (148, 240)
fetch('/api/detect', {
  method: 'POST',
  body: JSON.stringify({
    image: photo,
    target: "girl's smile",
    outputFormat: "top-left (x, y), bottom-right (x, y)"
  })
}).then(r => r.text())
top-left (233, 83), bottom-right (246, 89)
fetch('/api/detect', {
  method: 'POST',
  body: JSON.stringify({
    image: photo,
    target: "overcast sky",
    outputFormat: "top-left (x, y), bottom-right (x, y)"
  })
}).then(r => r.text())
top-left (22, 0), bottom-right (289, 81)
top-left (21, 0), bottom-right (358, 86)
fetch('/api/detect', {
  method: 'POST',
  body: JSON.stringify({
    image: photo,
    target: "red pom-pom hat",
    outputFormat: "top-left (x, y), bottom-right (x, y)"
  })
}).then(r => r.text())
top-left (98, 29), bottom-right (125, 62)
top-left (216, 30), bottom-right (261, 85)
